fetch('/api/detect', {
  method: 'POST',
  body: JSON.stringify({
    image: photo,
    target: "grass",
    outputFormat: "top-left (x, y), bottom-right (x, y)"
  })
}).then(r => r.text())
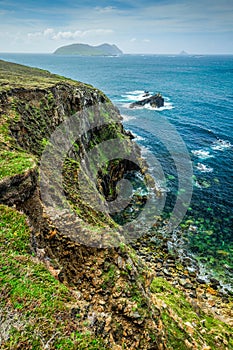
top-left (0, 59), bottom-right (79, 91)
top-left (150, 277), bottom-right (233, 349)
top-left (0, 114), bottom-right (14, 148)
top-left (0, 205), bottom-right (109, 349)
top-left (0, 59), bottom-right (108, 101)
top-left (0, 150), bottom-right (36, 180)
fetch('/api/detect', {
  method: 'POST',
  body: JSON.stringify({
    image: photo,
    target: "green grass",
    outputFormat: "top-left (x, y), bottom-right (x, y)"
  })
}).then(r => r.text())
top-left (0, 114), bottom-right (14, 148)
top-left (0, 59), bottom-right (79, 91)
top-left (0, 150), bottom-right (36, 180)
top-left (150, 277), bottom-right (233, 349)
top-left (0, 205), bottom-right (109, 349)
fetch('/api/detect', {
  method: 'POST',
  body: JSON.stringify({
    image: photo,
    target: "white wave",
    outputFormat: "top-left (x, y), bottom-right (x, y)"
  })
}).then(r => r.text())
top-left (125, 130), bottom-right (145, 141)
top-left (134, 134), bottom-right (145, 142)
top-left (122, 90), bottom-right (152, 102)
top-left (127, 90), bottom-right (146, 95)
top-left (140, 145), bottom-right (153, 156)
top-left (145, 101), bottom-right (174, 111)
top-left (194, 181), bottom-right (203, 189)
top-left (191, 150), bottom-right (214, 159)
top-left (121, 114), bottom-right (136, 122)
top-left (211, 138), bottom-right (232, 151)
top-left (123, 101), bottom-right (174, 111)
top-left (196, 163), bottom-right (213, 173)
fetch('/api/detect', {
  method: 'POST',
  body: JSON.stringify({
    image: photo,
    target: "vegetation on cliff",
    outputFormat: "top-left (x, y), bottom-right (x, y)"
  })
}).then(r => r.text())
top-left (0, 60), bottom-right (232, 349)
top-left (0, 205), bottom-right (108, 349)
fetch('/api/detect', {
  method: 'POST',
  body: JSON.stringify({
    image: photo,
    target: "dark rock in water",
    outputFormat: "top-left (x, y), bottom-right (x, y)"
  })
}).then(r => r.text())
top-left (129, 93), bottom-right (164, 108)
top-left (142, 91), bottom-right (150, 98)
top-left (124, 129), bottom-right (135, 139)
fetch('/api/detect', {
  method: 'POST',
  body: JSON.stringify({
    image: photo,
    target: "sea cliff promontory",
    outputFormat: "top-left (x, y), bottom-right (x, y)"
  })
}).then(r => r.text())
top-left (0, 59), bottom-right (232, 349)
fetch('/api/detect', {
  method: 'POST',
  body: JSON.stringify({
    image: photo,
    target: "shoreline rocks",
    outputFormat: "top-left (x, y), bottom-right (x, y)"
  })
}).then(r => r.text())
top-left (130, 232), bottom-right (233, 326)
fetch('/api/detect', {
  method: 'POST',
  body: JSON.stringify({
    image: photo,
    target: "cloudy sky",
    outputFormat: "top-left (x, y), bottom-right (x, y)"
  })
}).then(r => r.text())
top-left (0, 0), bottom-right (233, 54)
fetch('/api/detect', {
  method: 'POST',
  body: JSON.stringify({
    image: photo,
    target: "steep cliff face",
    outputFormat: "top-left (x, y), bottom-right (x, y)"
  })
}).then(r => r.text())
top-left (0, 60), bottom-right (164, 349)
top-left (0, 60), bottom-right (232, 350)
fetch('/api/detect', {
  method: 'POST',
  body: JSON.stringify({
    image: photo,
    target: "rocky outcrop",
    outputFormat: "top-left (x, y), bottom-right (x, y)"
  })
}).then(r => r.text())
top-left (130, 93), bottom-right (164, 108)
top-left (0, 166), bottom-right (37, 205)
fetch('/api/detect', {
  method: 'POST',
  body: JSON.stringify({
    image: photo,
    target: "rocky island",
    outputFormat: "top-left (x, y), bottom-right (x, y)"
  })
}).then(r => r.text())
top-left (129, 93), bottom-right (164, 108)
top-left (0, 59), bottom-right (232, 349)
top-left (54, 43), bottom-right (123, 56)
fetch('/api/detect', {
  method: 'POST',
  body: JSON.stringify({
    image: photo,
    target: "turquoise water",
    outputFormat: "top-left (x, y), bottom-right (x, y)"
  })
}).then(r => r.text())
top-left (1, 53), bottom-right (233, 287)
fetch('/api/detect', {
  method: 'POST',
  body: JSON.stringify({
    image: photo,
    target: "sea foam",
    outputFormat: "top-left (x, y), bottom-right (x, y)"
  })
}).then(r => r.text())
top-left (121, 114), bottom-right (136, 122)
top-left (211, 139), bottom-right (232, 151)
top-left (191, 150), bottom-right (214, 159)
top-left (196, 163), bottom-right (213, 173)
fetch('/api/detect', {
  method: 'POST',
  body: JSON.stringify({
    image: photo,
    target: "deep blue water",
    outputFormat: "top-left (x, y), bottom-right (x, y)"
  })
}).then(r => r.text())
top-left (1, 53), bottom-right (233, 287)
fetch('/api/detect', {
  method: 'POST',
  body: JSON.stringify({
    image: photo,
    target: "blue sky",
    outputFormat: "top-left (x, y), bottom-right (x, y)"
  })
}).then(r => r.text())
top-left (0, 0), bottom-right (233, 54)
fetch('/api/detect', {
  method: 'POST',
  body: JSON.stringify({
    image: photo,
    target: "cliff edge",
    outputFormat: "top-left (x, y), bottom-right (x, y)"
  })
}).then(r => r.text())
top-left (0, 59), bottom-right (232, 350)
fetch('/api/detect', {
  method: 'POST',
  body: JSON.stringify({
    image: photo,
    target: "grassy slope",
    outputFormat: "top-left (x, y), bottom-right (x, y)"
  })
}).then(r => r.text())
top-left (0, 59), bottom-right (76, 181)
top-left (0, 205), bottom-right (108, 349)
top-left (0, 150), bottom-right (36, 180)
top-left (0, 59), bottom-right (79, 91)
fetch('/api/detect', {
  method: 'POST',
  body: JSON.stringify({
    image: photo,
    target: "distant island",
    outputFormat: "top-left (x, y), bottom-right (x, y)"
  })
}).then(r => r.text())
top-left (179, 50), bottom-right (189, 56)
top-left (54, 43), bottom-right (123, 56)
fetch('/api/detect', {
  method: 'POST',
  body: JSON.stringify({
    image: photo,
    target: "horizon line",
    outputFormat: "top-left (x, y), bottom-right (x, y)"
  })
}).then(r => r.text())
top-left (1, 51), bottom-right (233, 56)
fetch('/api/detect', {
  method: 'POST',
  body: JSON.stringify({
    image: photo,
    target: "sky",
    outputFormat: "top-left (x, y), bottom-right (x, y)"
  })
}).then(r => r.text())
top-left (0, 0), bottom-right (233, 54)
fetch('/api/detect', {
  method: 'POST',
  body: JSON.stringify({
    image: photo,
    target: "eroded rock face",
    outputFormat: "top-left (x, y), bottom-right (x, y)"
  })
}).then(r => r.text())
top-left (21, 189), bottom-right (164, 349)
top-left (0, 166), bottom-right (38, 205)
top-left (0, 80), bottom-right (165, 349)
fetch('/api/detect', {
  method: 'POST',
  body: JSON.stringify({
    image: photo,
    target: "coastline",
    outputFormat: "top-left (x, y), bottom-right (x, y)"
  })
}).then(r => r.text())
top-left (0, 59), bottom-right (232, 349)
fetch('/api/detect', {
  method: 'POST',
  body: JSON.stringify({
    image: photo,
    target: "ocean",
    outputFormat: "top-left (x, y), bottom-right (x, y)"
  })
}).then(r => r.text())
top-left (1, 53), bottom-right (233, 289)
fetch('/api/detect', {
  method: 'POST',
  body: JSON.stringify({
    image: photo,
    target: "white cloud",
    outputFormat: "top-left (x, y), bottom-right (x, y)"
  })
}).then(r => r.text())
top-left (52, 29), bottom-right (113, 40)
top-left (143, 39), bottom-right (151, 42)
top-left (95, 6), bottom-right (117, 13)
top-left (130, 38), bottom-right (137, 42)
top-left (27, 28), bottom-right (114, 41)
top-left (43, 28), bottom-right (55, 36)
top-left (52, 31), bottom-right (81, 40)
top-left (27, 28), bottom-right (54, 38)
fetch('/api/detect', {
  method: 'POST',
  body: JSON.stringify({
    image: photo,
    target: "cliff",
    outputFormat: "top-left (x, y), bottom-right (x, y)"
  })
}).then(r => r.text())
top-left (54, 43), bottom-right (123, 56)
top-left (0, 59), bottom-right (232, 349)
